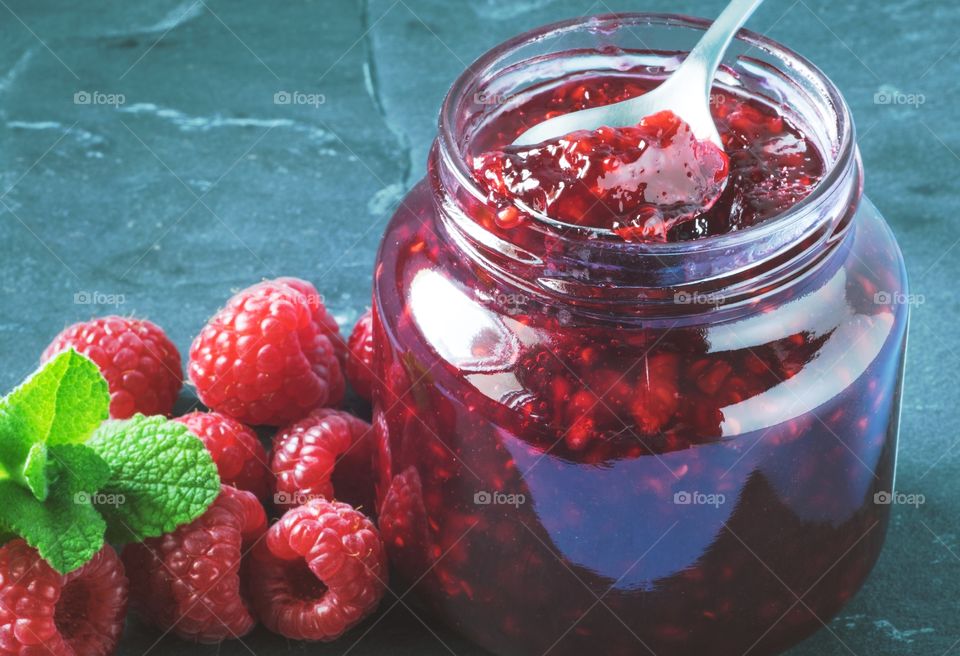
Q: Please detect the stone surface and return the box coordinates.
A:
[0,0,957,654]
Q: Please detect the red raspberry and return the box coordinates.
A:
[174,411,273,501]
[346,309,376,402]
[379,467,433,577]
[122,485,267,643]
[0,540,127,656]
[271,409,375,512]
[188,278,346,426]
[42,316,183,419]
[248,499,386,641]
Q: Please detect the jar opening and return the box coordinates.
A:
[433,13,860,307]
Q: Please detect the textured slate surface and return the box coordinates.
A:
[0,1,957,654]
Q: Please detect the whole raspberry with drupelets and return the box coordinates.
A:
[122,485,267,643]
[346,308,376,402]
[188,277,346,426]
[42,316,183,419]
[271,408,376,512]
[247,498,387,641]
[0,540,128,656]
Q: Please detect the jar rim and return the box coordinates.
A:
[437,12,856,256]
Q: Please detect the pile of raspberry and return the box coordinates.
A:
[2,278,382,653]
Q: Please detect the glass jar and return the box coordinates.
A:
[371,14,908,656]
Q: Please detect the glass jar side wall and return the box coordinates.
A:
[371,181,908,656]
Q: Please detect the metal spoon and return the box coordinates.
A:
[512,0,764,148]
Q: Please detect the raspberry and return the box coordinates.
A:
[174,411,273,501]
[346,309,376,402]
[271,409,375,512]
[42,316,183,419]
[248,498,386,641]
[188,277,346,426]
[122,485,267,643]
[0,540,127,656]
[379,467,433,576]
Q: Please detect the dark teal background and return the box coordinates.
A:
[0,1,956,654]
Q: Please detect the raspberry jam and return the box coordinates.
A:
[371,15,908,656]
[472,109,731,240]
[469,68,825,242]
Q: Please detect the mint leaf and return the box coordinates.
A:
[47,444,112,496]
[22,443,49,500]
[88,415,220,543]
[0,480,105,573]
[0,349,109,499]
[0,349,109,445]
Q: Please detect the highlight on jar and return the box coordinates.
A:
[370,7,909,656]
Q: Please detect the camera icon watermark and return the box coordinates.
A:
[873,490,925,508]
[74,290,126,307]
[673,490,726,508]
[75,491,126,507]
[473,490,526,508]
[873,291,924,306]
[473,91,516,106]
[273,90,326,108]
[74,90,125,107]
[873,89,925,108]
[273,491,325,505]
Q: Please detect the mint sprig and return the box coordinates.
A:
[0,350,221,572]
[0,349,108,500]
[89,415,220,543]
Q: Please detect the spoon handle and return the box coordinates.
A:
[678,0,764,96]
[510,0,765,147]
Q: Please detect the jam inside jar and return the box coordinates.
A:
[371,14,908,656]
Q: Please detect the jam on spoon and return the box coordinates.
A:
[471,110,729,240]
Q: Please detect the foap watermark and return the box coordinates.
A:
[674,290,725,307]
[289,289,324,308]
[75,491,126,507]
[473,91,516,106]
[231,285,323,309]
[474,490,526,508]
[873,291,924,306]
[491,291,529,315]
[873,490,925,508]
[673,490,726,508]
[273,491,325,506]
[74,290,126,307]
[273,90,326,108]
[873,88,925,109]
[74,90,125,107]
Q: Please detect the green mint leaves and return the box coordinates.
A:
[48,443,113,495]
[88,415,220,543]
[0,349,108,500]
[0,479,107,573]
[0,350,220,573]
